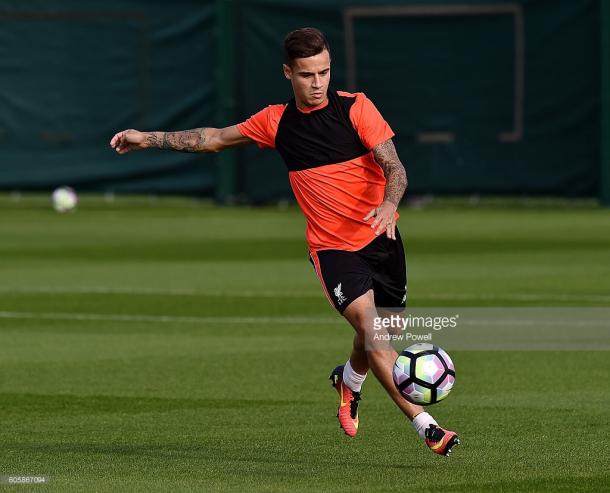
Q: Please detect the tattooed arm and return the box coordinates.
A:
[372,138,408,206]
[110,125,252,155]
[363,138,407,240]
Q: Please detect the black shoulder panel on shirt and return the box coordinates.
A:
[275,90,369,171]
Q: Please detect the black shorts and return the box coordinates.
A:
[309,228,407,314]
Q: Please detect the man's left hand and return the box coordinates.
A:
[363,200,397,240]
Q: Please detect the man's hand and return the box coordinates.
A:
[110,129,149,154]
[363,200,397,240]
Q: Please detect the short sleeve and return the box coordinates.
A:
[237,104,285,149]
[350,93,395,150]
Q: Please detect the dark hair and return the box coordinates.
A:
[284,27,330,65]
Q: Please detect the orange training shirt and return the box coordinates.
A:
[237,90,397,253]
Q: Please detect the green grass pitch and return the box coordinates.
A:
[0,195,609,492]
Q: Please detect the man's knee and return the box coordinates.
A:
[347,311,374,334]
[343,291,378,335]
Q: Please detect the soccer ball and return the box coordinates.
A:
[393,343,455,405]
[52,186,78,213]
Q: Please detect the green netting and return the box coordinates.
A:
[235,0,600,199]
[0,0,602,199]
[0,0,217,194]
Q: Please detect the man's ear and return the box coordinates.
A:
[282,63,292,80]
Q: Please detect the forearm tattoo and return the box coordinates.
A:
[372,139,408,206]
[145,133,162,148]
[150,128,208,153]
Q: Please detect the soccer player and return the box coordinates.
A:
[110,27,459,456]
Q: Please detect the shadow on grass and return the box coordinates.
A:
[3,441,421,471]
[1,392,315,415]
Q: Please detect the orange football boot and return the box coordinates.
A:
[425,424,460,456]
[329,365,361,437]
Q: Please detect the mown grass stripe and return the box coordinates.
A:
[0,311,341,325]
[1,286,610,303]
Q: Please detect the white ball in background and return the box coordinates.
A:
[52,186,78,213]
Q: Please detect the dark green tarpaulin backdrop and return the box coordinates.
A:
[0,0,603,200]
[0,0,217,194]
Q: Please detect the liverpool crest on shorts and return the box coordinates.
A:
[334,282,347,305]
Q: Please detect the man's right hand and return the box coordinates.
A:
[110,129,149,154]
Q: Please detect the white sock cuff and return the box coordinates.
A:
[342,360,367,392]
[411,412,438,440]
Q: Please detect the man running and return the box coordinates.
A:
[110,27,459,456]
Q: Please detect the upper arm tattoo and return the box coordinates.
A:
[372,139,408,206]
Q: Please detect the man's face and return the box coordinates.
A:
[283,49,331,108]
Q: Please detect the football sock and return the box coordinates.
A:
[342,360,367,392]
[412,412,438,440]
